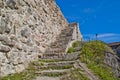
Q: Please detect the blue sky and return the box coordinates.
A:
[56,0,120,43]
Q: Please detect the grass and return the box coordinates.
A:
[1,62,40,80]
[67,47,75,53]
[72,41,80,47]
[39,59,62,62]
[67,41,80,53]
[87,63,118,80]
[1,72,27,80]
[40,64,73,70]
[80,40,119,80]
[41,72,67,77]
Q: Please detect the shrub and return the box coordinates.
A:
[67,47,75,53]
[67,41,80,53]
[72,41,80,47]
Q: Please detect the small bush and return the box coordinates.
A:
[67,41,80,53]
[72,41,80,48]
[67,47,75,53]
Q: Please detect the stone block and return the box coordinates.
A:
[0,45,11,52]
[0,18,10,34]
[6,0,16,9]
[21,28,31,38]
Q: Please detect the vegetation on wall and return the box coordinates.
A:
[67,41,80,53]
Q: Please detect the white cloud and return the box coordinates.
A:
[97,33,117,38]
[83,33,120,43]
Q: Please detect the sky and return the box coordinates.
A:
[56,0,120,43]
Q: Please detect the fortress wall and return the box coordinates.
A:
[0,0,68,76]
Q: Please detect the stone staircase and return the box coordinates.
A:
[33,46,100,80]
[33,23,100,80]
[34,51,81,80]
[42,24,75,59]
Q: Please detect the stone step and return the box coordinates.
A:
[43,53,62,57]
[58,36,71,39]
[50,42,68,47]
[46,47,64,50]
[58,40,69,43]
[40,61,75,70]
[45,49,65,54]
[52,41,68,45]
[46,60,75,64]
[63,30,73,34]
[50,39,69,46]
[59,32,72,37]
[59,34,71,37]
[40,64,73,70]
[42,56,63,59]
[40,69,70,77]
[62,28,73,33]
[42,53,65,59]
[34,76,60,80]
[63,52,81,61]
[74,46,82,52]
[50,44,66,48]
[56,37,72,42]
[39,59,63,63]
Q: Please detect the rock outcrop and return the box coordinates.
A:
[104,52,120,77]
[107,42,120,77]
[108,42,120,57]
[0,0,83,77]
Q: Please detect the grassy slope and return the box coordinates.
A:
[80,40,120,80]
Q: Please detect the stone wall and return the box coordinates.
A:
[0,0,68,76]
[71,23,82,41]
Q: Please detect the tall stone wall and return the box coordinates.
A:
[0,0,68,76]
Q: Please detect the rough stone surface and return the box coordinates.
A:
[43,23,83,59]
[104,52,120,77]
[0,0,69,77]
[34,77,60,80]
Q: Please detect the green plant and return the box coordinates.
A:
[88,63,118,80]
[1,61,42,80]
[39,59,61,62]
[67,41,80,53]
[67,47,75,53]
[72,41,80,47]
[80,40,119,80]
